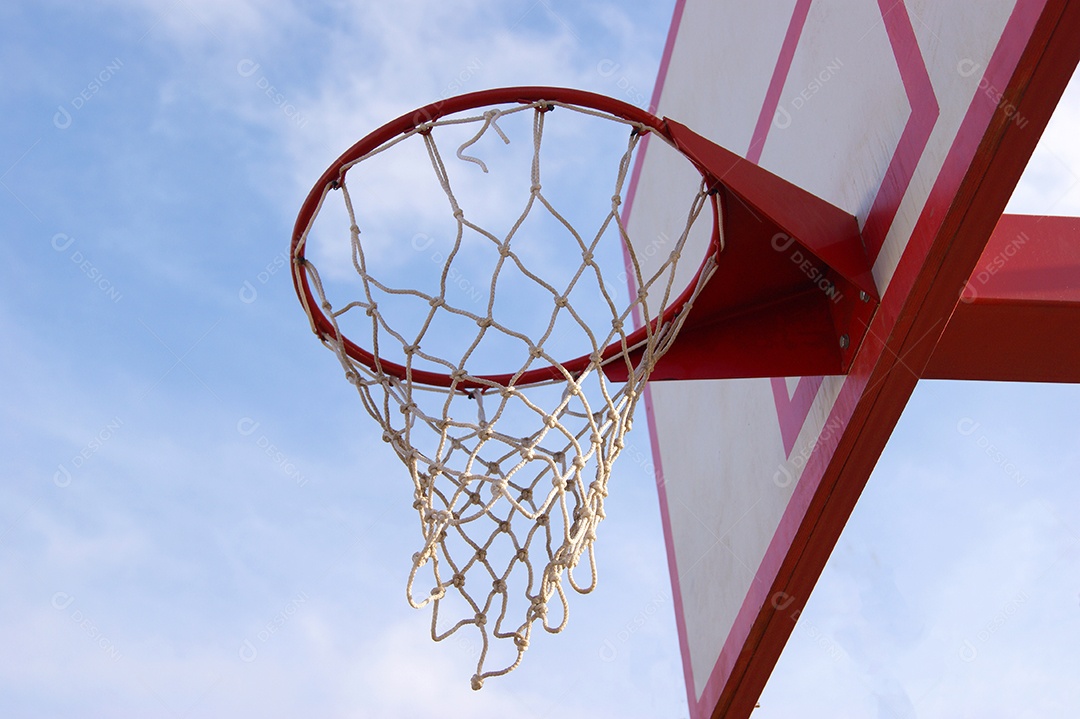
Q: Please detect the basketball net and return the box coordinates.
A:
[294,98,717,688]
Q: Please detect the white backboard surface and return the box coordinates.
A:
[624,1,1069,716]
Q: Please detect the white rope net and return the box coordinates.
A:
[294,98,717,688]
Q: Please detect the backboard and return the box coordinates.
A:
[623,1,1079,717]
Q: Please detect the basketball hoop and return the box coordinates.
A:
[291,87,720,688]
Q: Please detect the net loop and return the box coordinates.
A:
[456,109,510,173]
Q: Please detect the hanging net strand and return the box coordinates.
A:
[293,95,718,690]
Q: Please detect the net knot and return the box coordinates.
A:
[530,596,548,617]
[611,194,622,207]
[450,368,468,383]
[452,573,465,588]
[475,612,487,626]
[475,548,487,561]
[492,579,507,592]
[476,317,493,328]
[471,675,484,691]
[365,302,377,317]
[611,318,624,332]
[553,295,568,308]
[572,455,586,469]
[530,183,542,194]
[403,344,419,356]
[429,297,445,308]
[513,633,529,649]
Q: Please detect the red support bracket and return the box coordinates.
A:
[923,214,1080,382]
[606,121,879,382]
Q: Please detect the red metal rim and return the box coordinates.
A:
[291,86,717,390]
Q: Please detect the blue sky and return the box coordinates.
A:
[2,1,1077,718]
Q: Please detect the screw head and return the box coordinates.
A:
[859,291,870,302]
[839,334,850,350]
